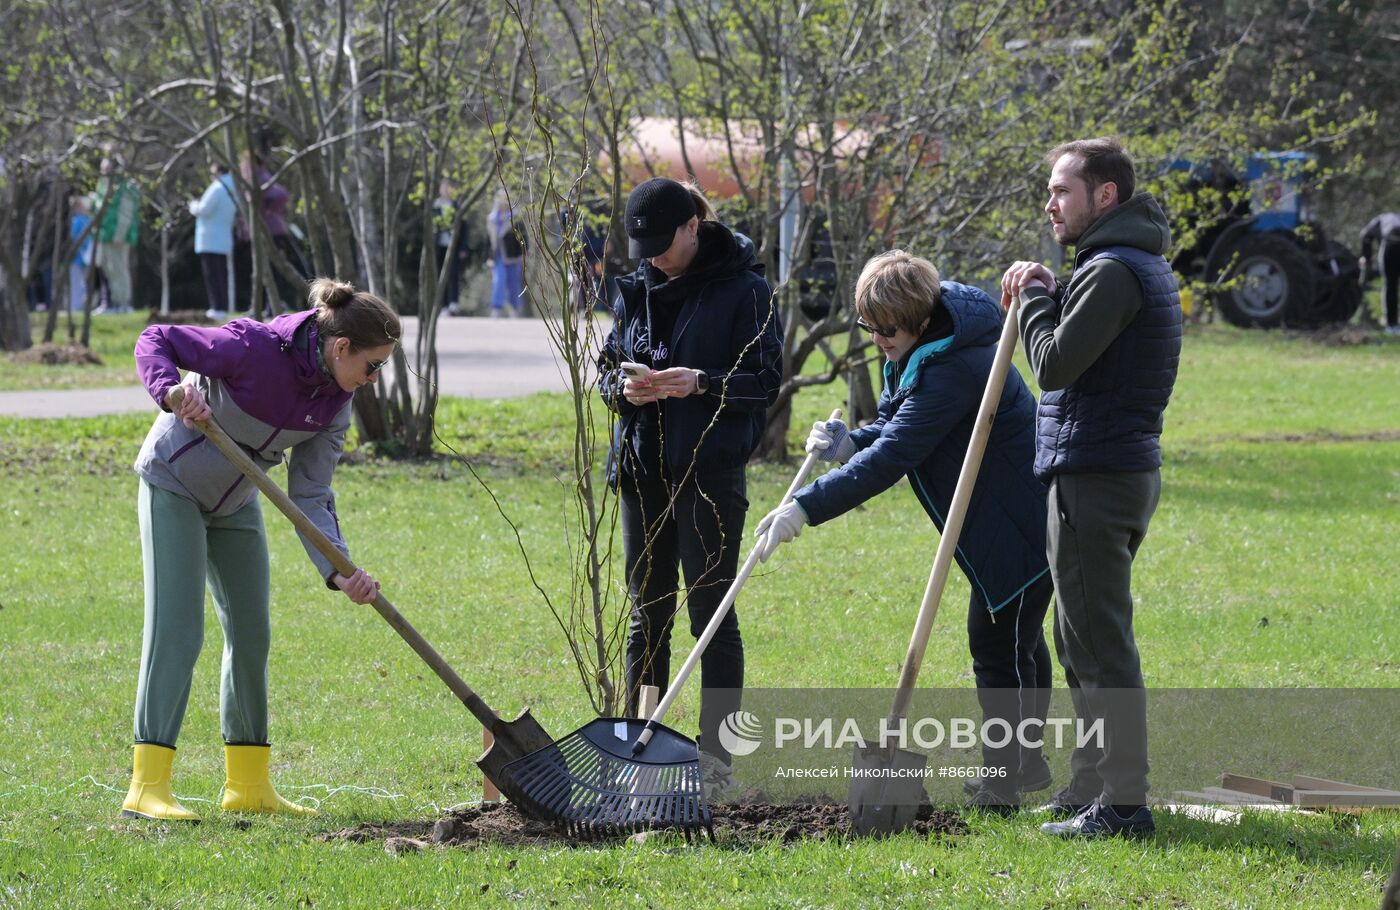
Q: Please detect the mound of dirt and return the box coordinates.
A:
[319,795,965,851]
[1296,325,1380,347]
[708,797,963,843]
[9,343,103,366]
[146,309,221,326]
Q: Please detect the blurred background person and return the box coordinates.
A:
[189,162,238,320]
[91,155,141,313]
[486,191,525,318]
[234,149,298,313]
[1359,211,1400,335]
[433,178,470,316]
[68,195,95,312]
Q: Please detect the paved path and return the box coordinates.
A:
[0,316,604,418]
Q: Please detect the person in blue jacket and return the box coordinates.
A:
[598,177,783,800]
[753,249,1052,812]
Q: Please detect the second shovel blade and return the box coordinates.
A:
[847,743,929,836]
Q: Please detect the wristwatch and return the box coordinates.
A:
[693,369,710,395]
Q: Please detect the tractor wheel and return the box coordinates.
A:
[1207,232,1315,328]
[1314,239,1363,324]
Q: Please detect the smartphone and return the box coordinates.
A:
[620,361,652,381]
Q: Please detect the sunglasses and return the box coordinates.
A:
[365,356,389,376]
[855,317,901,338]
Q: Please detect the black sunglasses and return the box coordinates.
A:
[365,356,389,376]
[855,317,901,338]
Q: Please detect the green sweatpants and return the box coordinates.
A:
[1047,469,1160,806]
[134,481,271,747]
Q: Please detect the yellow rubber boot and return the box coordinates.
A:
[221,745,317,816]
[120,744,202,822]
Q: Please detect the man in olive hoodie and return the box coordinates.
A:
[1002,137,1181,839]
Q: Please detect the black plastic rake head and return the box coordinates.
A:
[500,717,713,839]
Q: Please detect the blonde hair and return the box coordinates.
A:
[309,278,401,351]
[681,181,718,222]
[854,250,942,334]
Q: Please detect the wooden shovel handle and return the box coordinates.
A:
[165,385,503,731]
[888,291,1022,721]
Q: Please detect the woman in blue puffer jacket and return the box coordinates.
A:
[754,250,1053,813]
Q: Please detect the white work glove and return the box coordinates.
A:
[806,418,856,463]
[753,501,807,563]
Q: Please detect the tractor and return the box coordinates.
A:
[1167,152,1362,328]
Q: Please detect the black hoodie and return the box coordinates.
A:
[600,221,783,484]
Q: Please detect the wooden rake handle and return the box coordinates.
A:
[633,407,843,754]
[888,291,1022,722]
[165,385,503,731]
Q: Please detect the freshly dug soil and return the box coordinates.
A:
[1299,325,1378,347]
[9,343,103,366]
[146,309,221,326]
[320,795,965,852]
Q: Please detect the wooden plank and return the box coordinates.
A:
[1290,775,1400,796]
[1201,786,1285,804]
[1173,791,1315,817]
[1174,787,1282,806]
[1292,790,1400,808]
[1221,773,1292,802]
[1174,790,1231,803]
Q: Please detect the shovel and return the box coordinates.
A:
[849,291,1023,836]
[165,386,553,805]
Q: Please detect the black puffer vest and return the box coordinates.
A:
[1035,245,1182,480]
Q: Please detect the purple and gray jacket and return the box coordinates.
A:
[134,310,354,586]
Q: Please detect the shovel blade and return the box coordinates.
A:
[848,744,929,836]
[475,708,554,806]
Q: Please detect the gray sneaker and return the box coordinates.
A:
[698,751,736,802]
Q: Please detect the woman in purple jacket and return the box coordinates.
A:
[120,278,398,822]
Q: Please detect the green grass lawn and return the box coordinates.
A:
[0,312,147,390]
[1,323,1398,908]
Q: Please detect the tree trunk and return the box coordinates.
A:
[751,280,799,461]
[846,361,878,427]
[159,219,171,315]
[756,397,793,464]
[43,178,67,345]
[351,387,390,444]
[0,267,31,353]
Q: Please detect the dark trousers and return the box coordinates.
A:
[1048,470,1160,806]
[434,244,464,308]
[199,253,229,314]
[233,240,252,313]
[26,264,52,311]
[622,467,747,764]
[967,570,1054,792]
[1381,238,1399,328]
